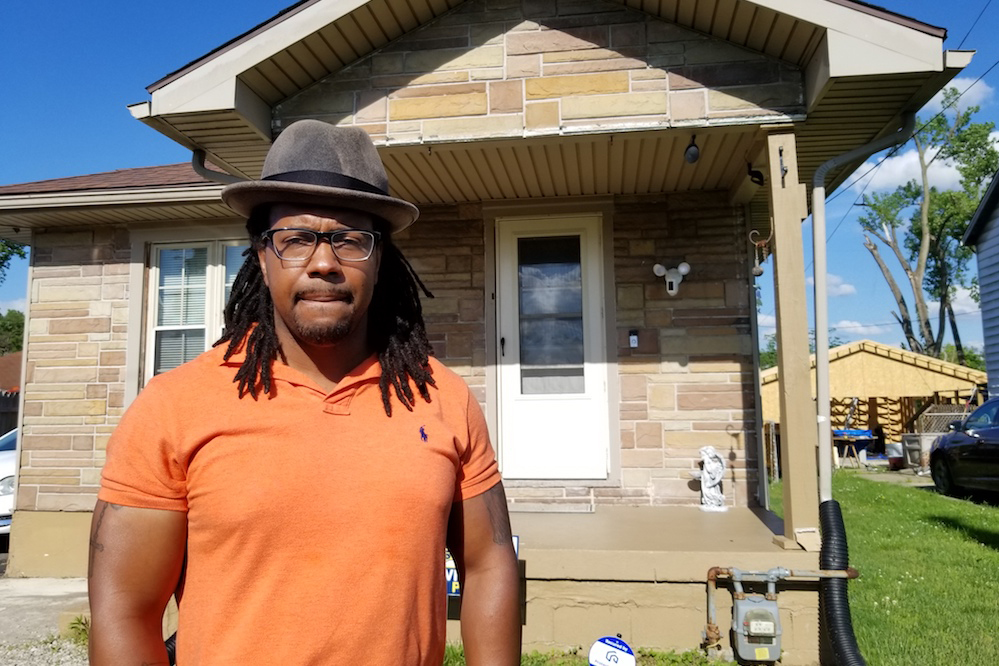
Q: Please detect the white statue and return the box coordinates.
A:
[691,446,727,512]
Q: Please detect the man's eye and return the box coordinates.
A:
[334,235,364,247]
[282,234,314,245]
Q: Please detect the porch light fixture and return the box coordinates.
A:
[653,262,691,296]
[748,162,765,187]
[684,135,700,164]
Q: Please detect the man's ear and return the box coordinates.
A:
[256,246,270,287]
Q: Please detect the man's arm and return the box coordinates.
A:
[447,482,521,665]
[88,500,187,666]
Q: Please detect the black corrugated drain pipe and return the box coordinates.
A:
[819,500,864,665]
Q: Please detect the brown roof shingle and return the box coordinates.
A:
[0,163,218,196]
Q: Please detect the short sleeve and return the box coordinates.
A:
[453,389,501,503]
[99,376,189,512]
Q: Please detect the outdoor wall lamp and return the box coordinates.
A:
[684,135,700,163]
[653,262,691,296]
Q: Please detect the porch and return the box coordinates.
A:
[447,505,821,664]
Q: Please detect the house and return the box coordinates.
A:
[760,339,986,446]
[962,167,999,396]
[0,1,968,661]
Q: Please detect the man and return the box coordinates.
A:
[88,120,521,665]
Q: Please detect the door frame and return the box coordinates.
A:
[482,200,621,486]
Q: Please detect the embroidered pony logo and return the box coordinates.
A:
[419,426,428,442]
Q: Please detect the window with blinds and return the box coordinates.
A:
[148,241,249,380]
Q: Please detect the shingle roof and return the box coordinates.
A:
[0,163,216,196]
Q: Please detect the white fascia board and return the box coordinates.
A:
[150,0,367,114]
[749,0,944,69]
[0,185,225,212]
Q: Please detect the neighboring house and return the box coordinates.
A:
[0,1,968,661]
[760,340,986,443]
[963,167,999,396]
[0,351,21,433]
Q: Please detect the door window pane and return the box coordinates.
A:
[517,236,584,394]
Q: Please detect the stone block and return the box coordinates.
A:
[44,400,107,417]
[619,374,647,401]
[489,80,523,113]
[422,114,523,139]
[562,92,667,119]
[355,91,387,123]
[525,101,559,130]
[37,285,101,302]
[48,318,111,335]
[507,25,609,55]
[635,421,663,449]
[621,448,663,468]
[525,72,629,99]
[708,83,803,112]
[677,390,752,410]
[390,93,487,121]
[34,367,98,383]
[506,54,541,78]
[616,284,644,310]
[648,384,675,410]
[404,45,503,73]
[544,58,647,76]
[669,90,706,121]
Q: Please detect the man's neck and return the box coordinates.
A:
[275,324,373,393]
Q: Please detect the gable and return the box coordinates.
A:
[276,0,803,142]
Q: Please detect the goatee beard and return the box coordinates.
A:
[292,316,354,345]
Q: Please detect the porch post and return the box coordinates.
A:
[765,129,821,551]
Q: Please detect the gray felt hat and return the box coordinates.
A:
[222,120,419,232]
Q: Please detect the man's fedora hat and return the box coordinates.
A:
[222,120,419,232]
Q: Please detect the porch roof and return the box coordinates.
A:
[130,0,965,207]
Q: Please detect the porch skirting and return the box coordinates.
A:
[448,505,821,665]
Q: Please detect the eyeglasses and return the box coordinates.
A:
[261,227,381,262]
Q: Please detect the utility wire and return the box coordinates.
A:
[957,0,993,49]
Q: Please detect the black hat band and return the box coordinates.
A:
[263,170,387,196]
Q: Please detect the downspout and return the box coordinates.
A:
[191,149,244,185]
[811,112,916,666]
[812,112,915,502]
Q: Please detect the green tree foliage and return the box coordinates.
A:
[939,343,986,372]
[858,87,998,360]
[0,240,26,285]
[0,309,25,355]
[758,330,846,370]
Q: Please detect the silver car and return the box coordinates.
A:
[0,428,15,535]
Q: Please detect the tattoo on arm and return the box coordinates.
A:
[88,502,123,575]
[482,483,513,546]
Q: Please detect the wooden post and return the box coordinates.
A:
[766,129,820,551]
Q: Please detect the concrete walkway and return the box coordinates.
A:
[0,577,88,644]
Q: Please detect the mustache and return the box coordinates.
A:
[294,288,354,303]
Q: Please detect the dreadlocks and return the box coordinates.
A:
[215,206,436,416]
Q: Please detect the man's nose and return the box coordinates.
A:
[306,237,343,275]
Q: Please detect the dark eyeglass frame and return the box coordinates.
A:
[261,227,382,262]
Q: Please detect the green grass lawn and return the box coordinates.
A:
[772,471,999,665]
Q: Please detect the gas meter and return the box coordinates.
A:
[732,595,781,662]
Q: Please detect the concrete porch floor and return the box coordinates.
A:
[510,505,818,582]
[445,505,823,664]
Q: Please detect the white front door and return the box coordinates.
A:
[496,214,609,479]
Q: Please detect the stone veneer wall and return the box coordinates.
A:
[16,227,130,514]
[275,0,803,140]
[397,193,755,509]
[613,193,756,507]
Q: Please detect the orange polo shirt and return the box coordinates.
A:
[99,343,501,665]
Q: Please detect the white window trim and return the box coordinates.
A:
[126,223,247,408]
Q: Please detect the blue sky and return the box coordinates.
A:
[1,0,997,353]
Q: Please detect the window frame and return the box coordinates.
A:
[126,224,249,407]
